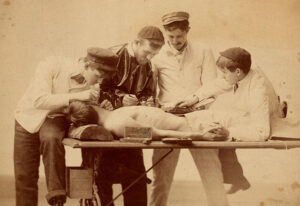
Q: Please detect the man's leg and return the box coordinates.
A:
[219,149,250,193]
[14,120,40,206]
[190,149,229,206]
[96,149,147,206]
[39,117,69,205]
[95,149,116,206]
[97,180,114,206]
[121,151,147,206]
[149,149,180,206]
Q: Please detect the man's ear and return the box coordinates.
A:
[134,39,141,46]
[62,106,70,115]
[236,68,241,77]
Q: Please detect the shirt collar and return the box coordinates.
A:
[236,69,253,88]
[70,60,86,84]
[126,41,135,57]
[70,59,85,77]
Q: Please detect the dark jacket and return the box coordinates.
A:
[111,43,155,106]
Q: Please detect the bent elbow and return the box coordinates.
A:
[33,98,46,110]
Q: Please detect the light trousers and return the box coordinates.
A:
[150,148,229,206]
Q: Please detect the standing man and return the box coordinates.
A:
[92,25,165,206]
[109,25,165,107]
[14,48,117,206]
[150,11,230,206]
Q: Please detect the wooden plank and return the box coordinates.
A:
[63,138,300,149]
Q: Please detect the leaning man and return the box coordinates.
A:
[14,48,115,206]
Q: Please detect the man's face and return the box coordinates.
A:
[84,67,109,85]
[165,28,188,51]
[135,39,161,65]
[220,67,240,86]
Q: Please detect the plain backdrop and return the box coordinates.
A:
[0,0,300,198]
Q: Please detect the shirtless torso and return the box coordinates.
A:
[105,106,188,131]
[68,101,228,141]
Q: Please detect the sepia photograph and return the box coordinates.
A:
[0,0,300,205]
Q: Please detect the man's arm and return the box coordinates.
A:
[32,57,98,111]
[177,48,230,107]
[31,57,71,110]
[193,48,231,101]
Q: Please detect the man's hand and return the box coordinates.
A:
[140,96,155,107]
[176,94,199,108]
[122,94,139,106]
[71,87,99,102]
[202,125,229,141]
[99,99,114,111]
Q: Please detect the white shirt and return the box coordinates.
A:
[189,67,280,141]
[15,56,88,133]
[227,68,280,141]
[151,41,217,105]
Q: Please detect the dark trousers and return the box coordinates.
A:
[14,117,69,206]
[82,149,147,206]
[219,149,248,185]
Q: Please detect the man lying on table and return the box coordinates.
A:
[66,100,229,141]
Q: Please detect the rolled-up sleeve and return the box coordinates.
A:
[31,57,71,110]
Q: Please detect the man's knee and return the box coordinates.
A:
[39,117,68,145]
[39,130,65,146]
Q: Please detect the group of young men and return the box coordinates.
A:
[14,11,282,206]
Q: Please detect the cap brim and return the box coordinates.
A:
[162,17,188,25]
[91,62,116,72]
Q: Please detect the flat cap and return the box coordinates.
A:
[220,47,251,71]
[161,11,189,25]
[137,26,165,46]
[86,47,118,72]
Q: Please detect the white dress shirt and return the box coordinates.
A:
[187,67,280,141]
[151,41,217,105]
[226,67,280,141]
[15,56,88,133]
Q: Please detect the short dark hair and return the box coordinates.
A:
[163,20,190,32]
[216,56,250,74]
[66,101,98,127]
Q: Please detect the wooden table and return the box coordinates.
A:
[63,138,300,206]
[63,138,300,150]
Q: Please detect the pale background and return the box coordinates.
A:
[0,0,300,205]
